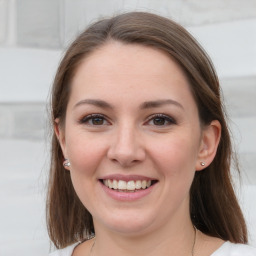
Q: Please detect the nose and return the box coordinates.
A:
[107,124,146,167]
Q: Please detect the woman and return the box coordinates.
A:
[47,12,256,256]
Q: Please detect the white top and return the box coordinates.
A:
[49,241,256,256]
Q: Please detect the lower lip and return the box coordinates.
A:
[99,181,156,201]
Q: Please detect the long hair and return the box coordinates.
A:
[47,11,247,248]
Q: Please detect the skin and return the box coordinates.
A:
[56,41,223,256]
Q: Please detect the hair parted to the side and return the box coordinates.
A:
[47,11,247,249]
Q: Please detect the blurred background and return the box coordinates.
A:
[0,0,255,255]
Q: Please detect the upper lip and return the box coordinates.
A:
[99,174,157,182]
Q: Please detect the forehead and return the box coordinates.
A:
[69,41,196,112]
[73,42,188,86]
[79,41,185,75]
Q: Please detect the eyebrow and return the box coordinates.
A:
[140,99,184,110]
[73,99,113,110]
[73,98,184,110]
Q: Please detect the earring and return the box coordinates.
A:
[63,159,71,168]
[200,162,205,166]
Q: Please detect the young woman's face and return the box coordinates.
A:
[58,42,206,236]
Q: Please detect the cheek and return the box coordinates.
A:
[148,135,198,216]
[150,134,199,177]
[65,135,107,211]
[65,132,106,177]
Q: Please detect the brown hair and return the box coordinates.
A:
[47,11,247,248]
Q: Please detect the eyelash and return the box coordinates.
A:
[79,113,176,127]
[79,114,109,126]
[146,114,176,126]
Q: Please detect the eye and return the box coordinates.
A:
[79,114,110,126]
[146,114,176,126]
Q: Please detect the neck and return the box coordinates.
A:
[92,219,196,256]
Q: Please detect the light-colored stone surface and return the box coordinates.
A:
[230,116,256,185]
[220,77,256,185]
[188,19,256,78]
[221,76,256,117]
[62,1,256,48]
[0,47,62,102]
[237,185,256,245]
[17,0,61,48]
[168,0,256,26]
[1,0,256,48]
[0,0,8,43]
[83,0,256,26]
[0,103,47,140]
[240,153,256,185]
[0,139,49,256]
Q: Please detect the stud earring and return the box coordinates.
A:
[63,159,71,168]
[200,162,205,166]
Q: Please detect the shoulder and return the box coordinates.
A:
[212,241,256,256]
[49,242,80,256]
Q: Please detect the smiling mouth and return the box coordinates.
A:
[100,179,158,192]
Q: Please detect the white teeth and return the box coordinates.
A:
[113,180,118,189]
[103,179,153,191]
[127,181,136,190]
[108,180,113,189]
[135,180,142,189]
[141,180,147,189]
[118,180,126,190]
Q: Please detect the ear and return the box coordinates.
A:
[196,120,221,171]
[54,118,69,169]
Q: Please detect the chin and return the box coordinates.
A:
[95,211,156,236]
